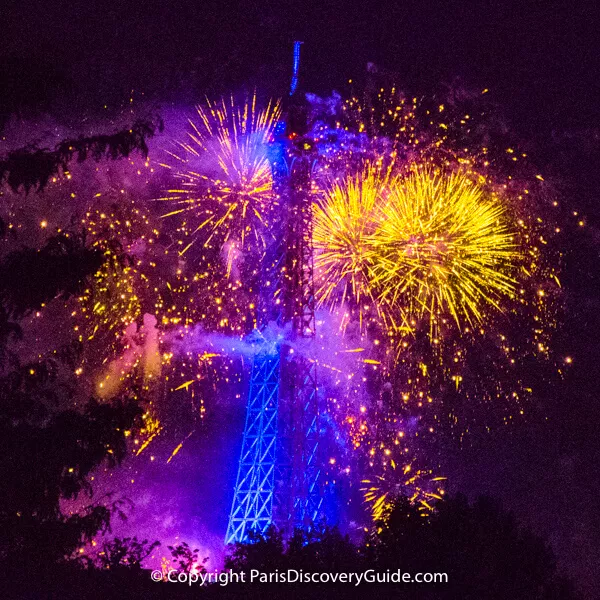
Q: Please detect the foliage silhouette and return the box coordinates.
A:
[94,537,161,572]
[0,232,104,319]
[168,541,208,575]
[220,495,580,600]
[0,118,162,192]
[225,525,286,573]
[0,399,142,571]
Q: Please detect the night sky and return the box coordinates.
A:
[2,0,600,130]
[2,0,600,595]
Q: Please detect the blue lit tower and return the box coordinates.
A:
[226,42,323,543]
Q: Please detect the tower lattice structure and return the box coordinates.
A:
[276,151,322,534]
[226,62,323,542]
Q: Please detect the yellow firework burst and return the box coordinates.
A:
[313,166,388,326]
[77,251,141,341]
[160,95,282,257]
[361,458,446,522]
[369,167,522,333]
[74,202,152,347]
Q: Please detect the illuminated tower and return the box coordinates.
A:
[226,42,323,544]
[225,342,281,542]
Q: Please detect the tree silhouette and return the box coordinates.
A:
[0,232,104,320]
[0,118,161,193]
[168,542,208,575]
[0,116,160,596]
[225,525,286,573]
[95,537,161,572]
[0,399,142,572]
[287,526,361,572]
[222,497,579,600]
[371,494,579,600]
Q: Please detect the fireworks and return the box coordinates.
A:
[77,251,142,345]
[309,87,561,522]
[314,164,524,337]
[159,95,282,264]
[361,459,446,522]
[73,198,159,344]
[313,166,387,327]
[122,89,559,529]
[370,166,522,334]
[4,85,562,533]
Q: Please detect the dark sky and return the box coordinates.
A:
[2,0,600,133]
[2,0,600,595]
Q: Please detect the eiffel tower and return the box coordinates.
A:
[225,42,324,543]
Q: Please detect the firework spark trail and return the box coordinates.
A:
[361,458,447,522]
[306,87,563,520]
[370,166,522,335]
[73,195,254,461]
[313,166,387,330]
[40,89,561,527]
[314,163,523,337]
[158,95,282,265]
